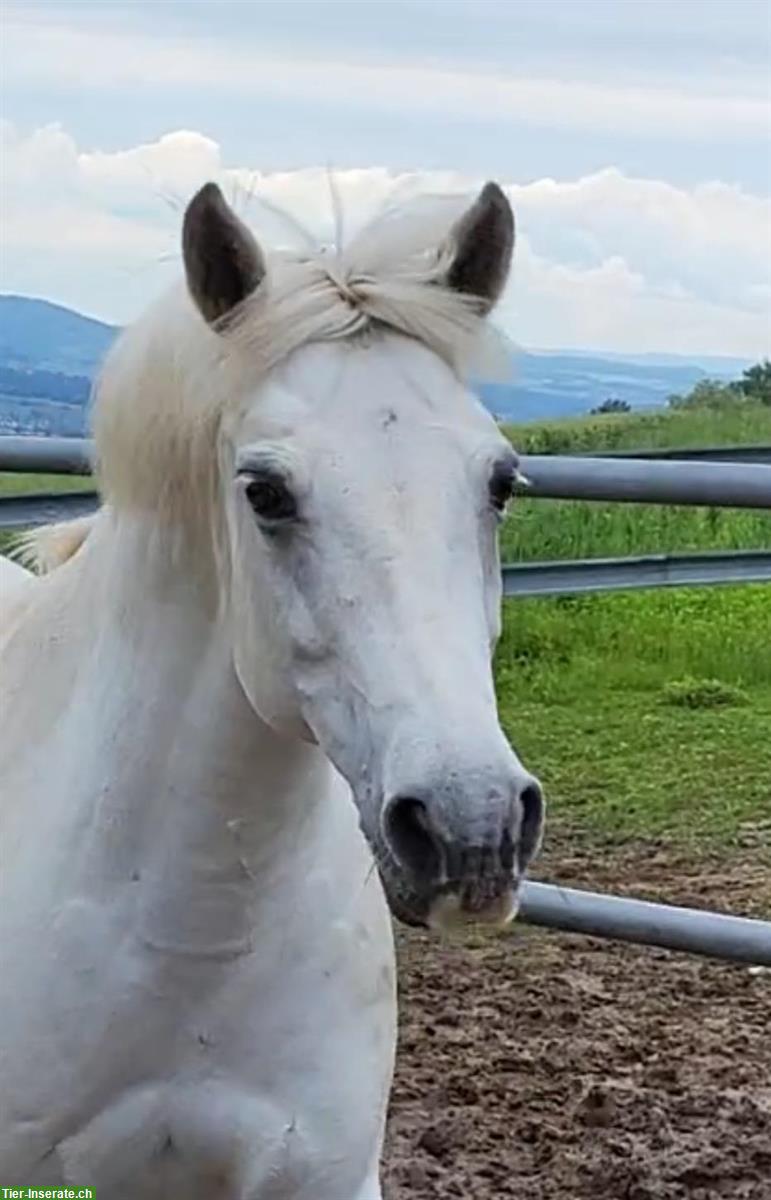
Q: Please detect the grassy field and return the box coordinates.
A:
[501,401,771,562]
[0,472,93,555]
[497,401,771,851]
[2,400,769,856]
[505,398,771,455]
[0,472,93,495]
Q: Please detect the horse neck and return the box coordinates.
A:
[14,511,335,951]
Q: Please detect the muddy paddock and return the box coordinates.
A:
[383,838,771,1200]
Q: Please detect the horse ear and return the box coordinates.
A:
[446,182,514,313]
[182,182,266,325]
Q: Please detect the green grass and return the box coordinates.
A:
[492,402,771,852]
[2,401,770,854]
[503,399,771,456]
[498,586,771,691]
[500,402,771,562]
[661,677,749,709]
[0,472,93,495]
[501,498,770,561]
[494,589,771,846]
[0,473,94,554]
[497,675,771,847]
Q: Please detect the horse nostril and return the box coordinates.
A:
[383,796,443,882]
[518,780,545,869]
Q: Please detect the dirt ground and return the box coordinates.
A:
[383,833,771,1200]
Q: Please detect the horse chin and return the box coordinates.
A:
[426,886,520,934]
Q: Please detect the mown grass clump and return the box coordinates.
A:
[661,677,749,709]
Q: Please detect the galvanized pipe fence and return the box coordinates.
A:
[2,437,771,596]
[519,882,771,967]
[2,434,770,965]
[596,444,771,464]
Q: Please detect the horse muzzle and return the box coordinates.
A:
[376,768,545,930]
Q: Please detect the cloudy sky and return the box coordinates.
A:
[1,0,769,357]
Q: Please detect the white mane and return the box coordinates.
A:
[93,191,504,527]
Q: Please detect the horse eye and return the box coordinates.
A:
[489,461,517,514]
[244,477,297,523]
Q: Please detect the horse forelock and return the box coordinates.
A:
[91,192,506,540]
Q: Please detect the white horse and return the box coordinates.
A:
[0,180,544,1198]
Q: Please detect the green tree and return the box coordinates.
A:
[667,378,741,411]
[591,397,631,414]
[738,360,771,406]
[668,361,771,412]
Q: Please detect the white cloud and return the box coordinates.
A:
[1,124,768,358]
[2,15,768,143]
[508,169,770,315]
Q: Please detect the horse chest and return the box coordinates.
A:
[43,1070,381,1199]
[1,880,395,1199]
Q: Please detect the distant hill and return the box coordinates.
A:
[476,351,741,424]
[0,295,117,375]
[526,347,751,374]
[0,293,750,436]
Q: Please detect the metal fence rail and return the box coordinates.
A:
[2,437,770,600]
[502,550,771,597]
[596,444,771,464]
[3,493,767,596]
[0,491,98,530]
[522,453,771,508]
[3,436,771,506]
[519,882,771,966]
[5,435,769,470]
[0,435,93,475]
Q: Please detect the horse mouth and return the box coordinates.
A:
[427,884,520,932]
[361,806,530,932]
[377,863,521,932]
